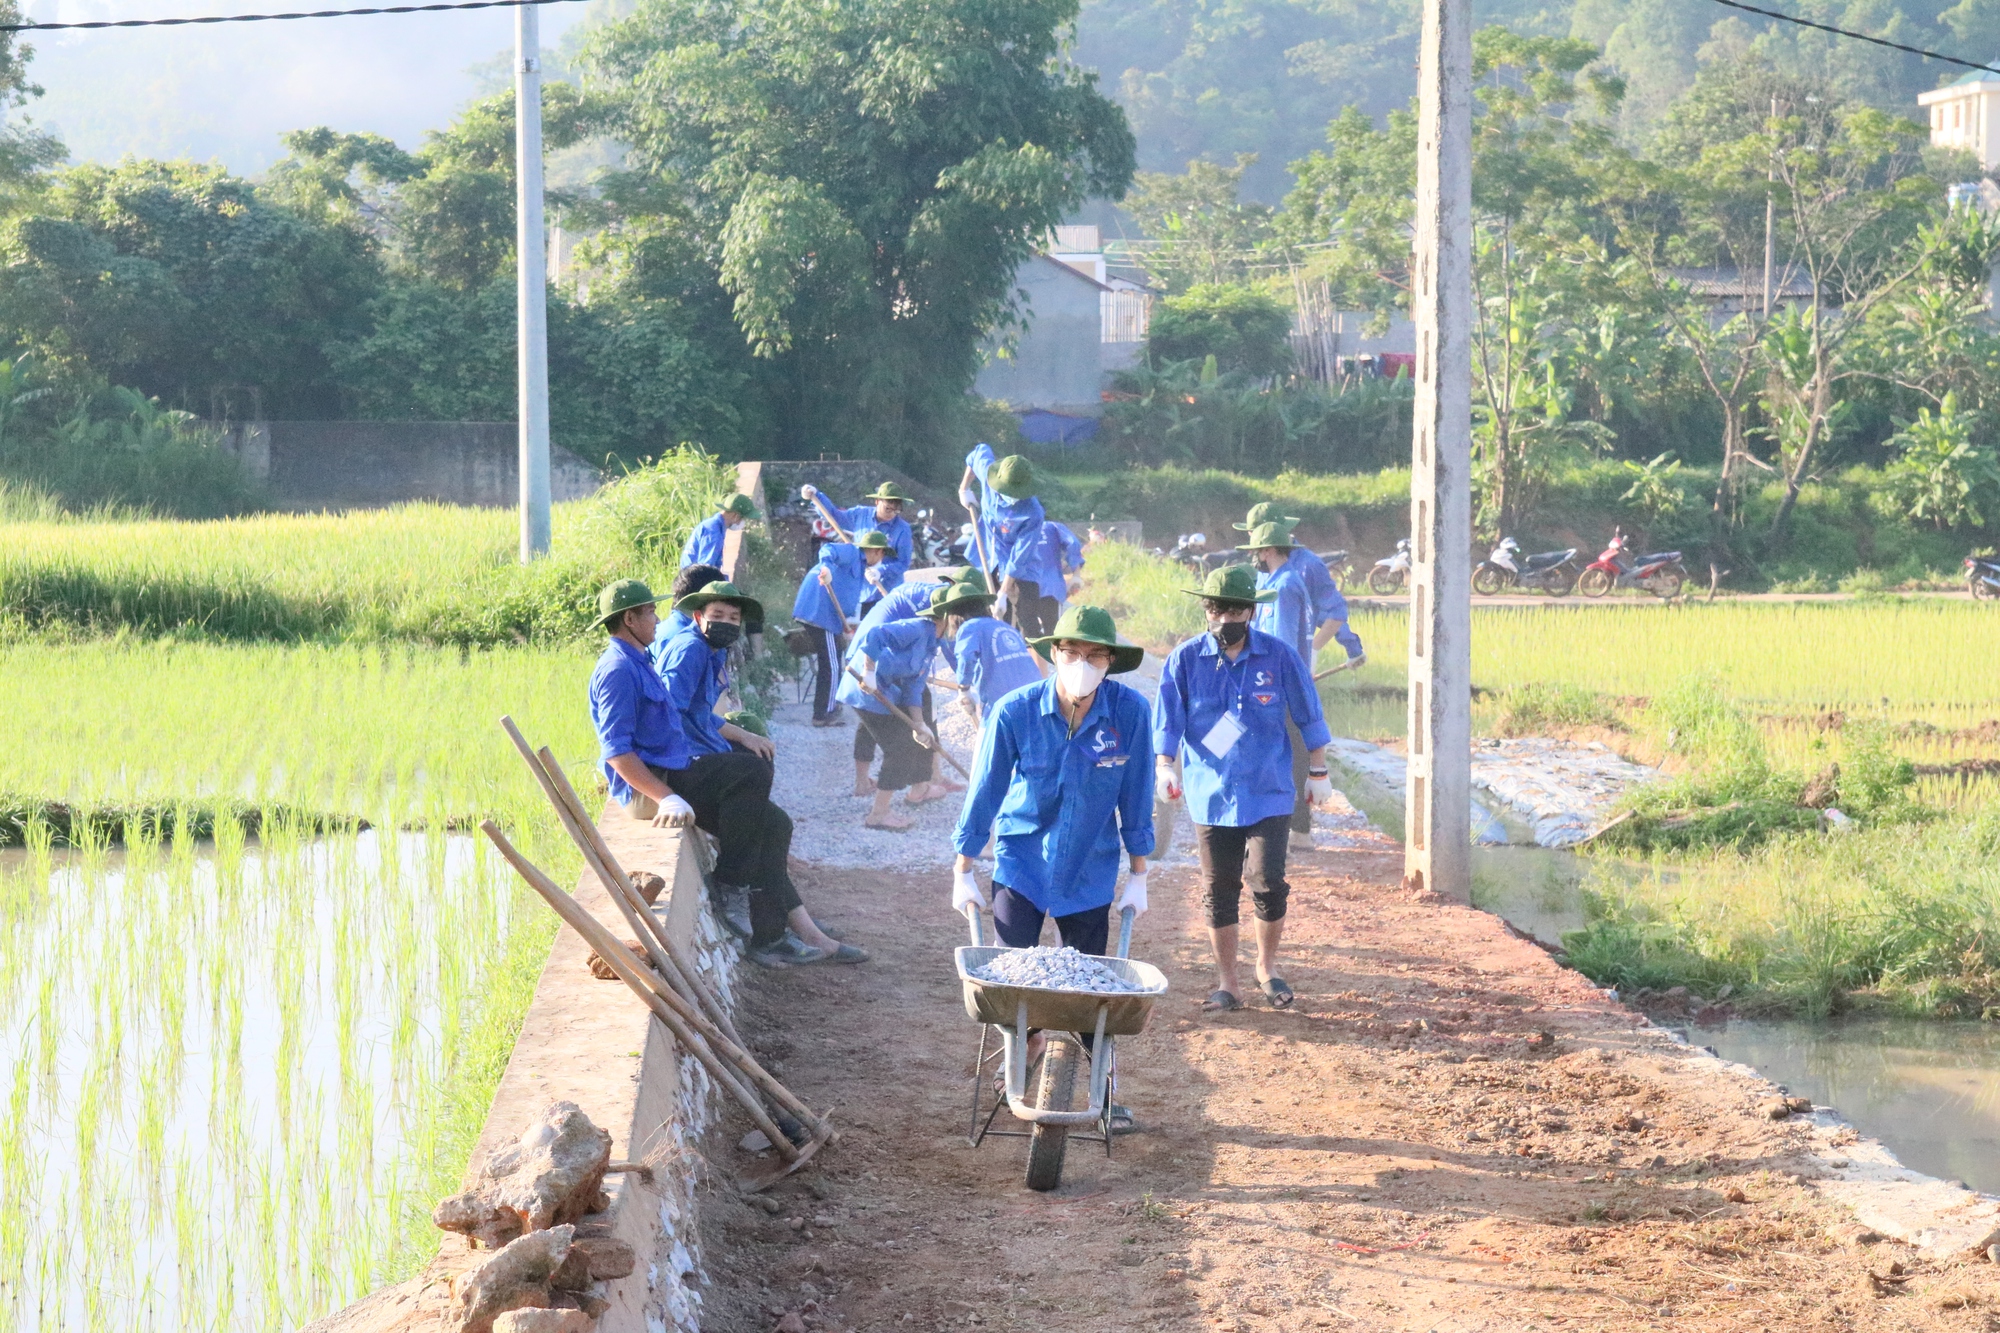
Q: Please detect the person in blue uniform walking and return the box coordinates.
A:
[681,493,758,569]
[959,444,1056,637]
[938,577,1042,727]
[1233,503,1366,665]
[1243,521,1327,852]
[789,534,882,726]
[951,603,1153,956]
[800,481,915,599]
[1154,565,1334,1012]
[837,583,952,829]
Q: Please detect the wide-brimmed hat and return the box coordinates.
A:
[597,578,657,628]
[1029,604,1144,674]
[1231,501,1300,532]
[1236,521,1298,552]
[1185,564,1276,606]
[988,454,1035,497]
[919,578,995,619]
[724,708,768,738]
[674,579,765,621]
[863,481,911,503]
[855,530,893,551]
[717,493,759,518]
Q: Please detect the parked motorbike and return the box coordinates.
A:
[912,508,955,567]
[1316,549,1353,591]
[1577,530,1686,600]
[1967,552,2000,601]
[1367,538,1412,594]
[1474,537,1579,597]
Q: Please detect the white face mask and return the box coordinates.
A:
[996,492,1019,506]
[1055,656,1108,699]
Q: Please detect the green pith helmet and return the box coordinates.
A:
[674,579,766,622]
[1185,563,1277,606]
[1232,501,1301,532]
[724,709,768,738]
[863,481,911,503]
[920,578,995,619]
[1236,520,1298,552]
[718,493,759,518]
[1029,604,1145,674]
[988,454,1035,498]
[597,578,657,628]
[855,530,893,551]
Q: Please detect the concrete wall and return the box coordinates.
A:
[975,256,1121,415]
[216,420,603,512]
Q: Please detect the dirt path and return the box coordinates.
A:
[693,843,1997,1333]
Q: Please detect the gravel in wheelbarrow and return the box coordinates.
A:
[955,944,1169,1036]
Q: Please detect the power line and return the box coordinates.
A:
[0,0,587,33]
[1703,0,1994,73]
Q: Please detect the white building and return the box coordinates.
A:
[1920,71,2000,171]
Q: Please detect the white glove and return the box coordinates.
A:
[952,865,987,911]
[653,794,696,828]
[1116,872,1148,918]
[1155,766,1181,804]
[800,483,818,501]
[959,486,978,509]
[866,566,883,586]
[1307,773,1335,808]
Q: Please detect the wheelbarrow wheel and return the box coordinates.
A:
[1024,1038,1080,1191]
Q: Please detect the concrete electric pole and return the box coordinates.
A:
[1404,0,1473,902]
[515,2,552,561]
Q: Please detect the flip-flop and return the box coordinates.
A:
[863,817,913,832]
[903,785,946,806]
[1260,976,1296,1009]
[1201,990,1242,1013]
[799,942,869,965]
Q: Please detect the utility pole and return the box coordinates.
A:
[1404,0,1473,903]
[1762,95,1776,319]
[515,1,552,561]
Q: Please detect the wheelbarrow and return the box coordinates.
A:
[956,904,1169,1191]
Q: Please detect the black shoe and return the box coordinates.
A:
[710,883,753,940]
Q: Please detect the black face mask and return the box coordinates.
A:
[1210,620,1249,648]
[702,621,743,650]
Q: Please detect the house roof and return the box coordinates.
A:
[1665,265,1816,300]
[1037,253,1116,292]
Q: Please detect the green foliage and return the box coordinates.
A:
[1145,283,1292,377]
[1087,462,1410,538]
[1102,362,1411,473]
[1122,157,1272,292]
[1494,682,1619,735]
[1882,392,2000,531]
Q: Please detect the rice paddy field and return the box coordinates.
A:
[0,639,601,1329]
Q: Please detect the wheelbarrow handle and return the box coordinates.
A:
[1116,904,1135,960]
[964,901,985,947]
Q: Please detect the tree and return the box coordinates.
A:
[584,0,1135,472]
[1123,156,1271,291]
[1146,282,1291,375]
[1272,104,1418,317]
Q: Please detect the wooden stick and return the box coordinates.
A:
[538,748,753,1056]
[926,676,963,692]
[805,490,852,543]
[965,500,998,595]
[1314,656,1365,682]
[845,666,971,779]
[479,820,802,1163]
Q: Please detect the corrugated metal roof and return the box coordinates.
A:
[1665,265,1816,299]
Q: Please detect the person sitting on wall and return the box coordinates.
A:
[681,493,758,570]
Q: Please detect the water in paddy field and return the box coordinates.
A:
[1471,845,2000,1198]
[0,829,532,1331]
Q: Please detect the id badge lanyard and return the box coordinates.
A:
[1196,652,1257,760]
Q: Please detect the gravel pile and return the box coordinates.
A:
[970,946,1146,992]
[768,698,975,872]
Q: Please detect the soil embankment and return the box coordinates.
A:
[697,841,1998,1331]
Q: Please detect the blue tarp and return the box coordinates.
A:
[1014,409,1099,447]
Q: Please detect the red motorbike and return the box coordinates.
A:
[1577,530,1686,600]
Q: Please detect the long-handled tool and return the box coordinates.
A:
[845,665,971,779]
[1314,656,1366,682]
[803,487,852,543]
[964,499,999,596]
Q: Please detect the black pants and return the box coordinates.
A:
[1194,814,1292,928]
[656,754,802,946]
[855,688,934,765]
[1287,715,1311,834]
[991,883,1110,955]
[803,625,840,720]
[857,709,931,791]
[1007,581,1059,639]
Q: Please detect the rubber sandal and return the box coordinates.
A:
[863,816,913,832]
[800,942,869,965]
[1260,976,1296,1009]
[904,785,946,806]
[1201,990,1242,1013]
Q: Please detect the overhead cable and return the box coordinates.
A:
[1703,0,1993,73]
[0,0,587,33]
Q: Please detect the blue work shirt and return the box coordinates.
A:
[680,512,733,569]
[651,621,731,758]
[1255,564,1316,668]
[953,676,1155,916]
[1154,629,1333,827]
[836,617,938,713]
[1286,546,1346,627]
[815,496,914,587]
[589,637,689,803]
[951,615,1042,715]
[790,542,866,634]
[1041,521,1085,610]
[966,443,1049,587]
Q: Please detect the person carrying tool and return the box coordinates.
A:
[681,493,759,569]
[843,570,974,796]
[960,444,1059,637]
[1233,502,1365,666]
[836,583,956,829]
[787,531,887,726]
[951,604,1153,958]
[632,577,863,968]
[800,481,915,595]
[1241,520,1330,854]
[939,576,1041,727]
[1154,565,1334,1012]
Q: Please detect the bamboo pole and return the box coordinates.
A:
[479,819,802,1162]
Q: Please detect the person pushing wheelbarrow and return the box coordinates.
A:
[951,604,1154,1132]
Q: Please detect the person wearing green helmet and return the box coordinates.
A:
[1233,503,1365,667]
[682,493,759,570]
[587,578,695,827]
[1241,520,1324,853]
[960,443,1060,638]
[799,479,915,592]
